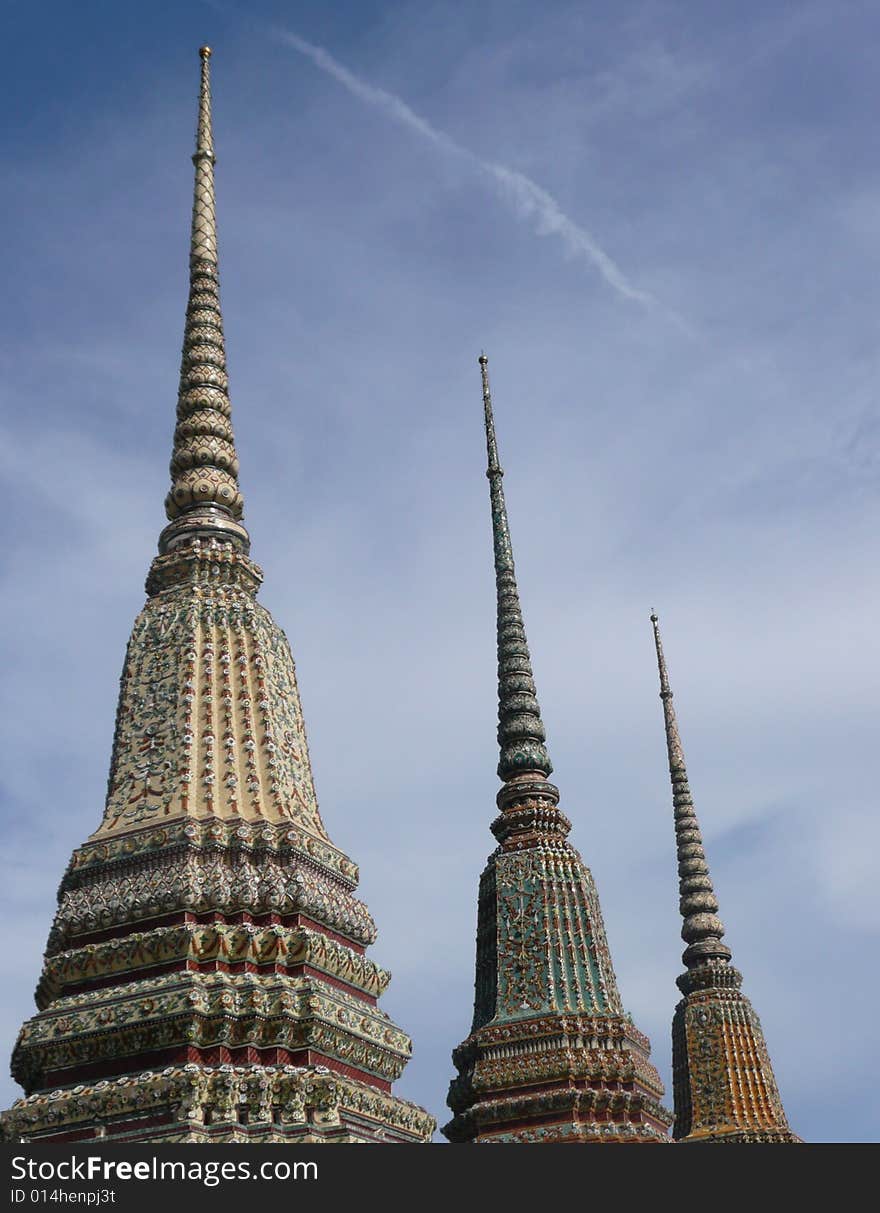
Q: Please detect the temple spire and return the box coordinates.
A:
[160,46,248,555]
[479,354,552,782]
[650,612,730,969]
[649,613,799,1142]
[444,361,671,1142]
[0,46,434,1145]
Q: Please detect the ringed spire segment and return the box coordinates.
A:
[650,612,731,969]
[480,354,552,782]
[161,46,248,553]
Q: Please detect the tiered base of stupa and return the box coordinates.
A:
[1,820,434,1144]
[3,1065,430,1144]
[445,1012,671,1143]
[443,781,672,1143]
[671,960,800,1144]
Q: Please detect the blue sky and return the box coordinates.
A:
[1,0,878,1142]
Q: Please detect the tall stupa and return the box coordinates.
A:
[649,614,800,1143]
[443,357,672,1143]
[0,48,434,1145]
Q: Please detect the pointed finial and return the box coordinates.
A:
[479,355,552,783]
[650,613,731,969]
[479,352,502,477]
[191,44,217,255]
[159,47,248,554]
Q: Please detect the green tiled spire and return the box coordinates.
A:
[479,354,552,781]
[443,358,671,1144]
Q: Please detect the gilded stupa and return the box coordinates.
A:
[443,358,672,1143]
[0,48,434,1145]
[650,613,800,1143]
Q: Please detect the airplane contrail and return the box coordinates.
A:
[271,27,658,309]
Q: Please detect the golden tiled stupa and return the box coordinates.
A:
[0,48,434,1145]
[649,614,800,1143]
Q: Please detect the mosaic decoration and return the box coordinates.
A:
[0,47,433,1146]
[650,614,800,1143]
[4,1067,432,1144]
[444,358,672,1144]
[98,542,326,837]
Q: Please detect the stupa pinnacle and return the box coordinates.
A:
[161,46,248,555]
[443,357,672,1143]
[0,48,434,1145]
[650,612,799,1143]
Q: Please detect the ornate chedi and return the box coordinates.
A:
[649,613,800,1143]
[1,48,434,1145]
[443,357,672,1144]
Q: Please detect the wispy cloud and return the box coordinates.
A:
[270,27,658,309]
